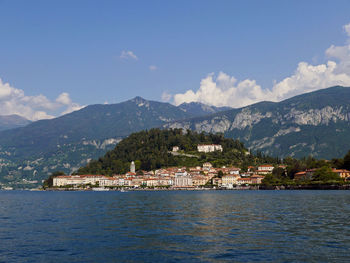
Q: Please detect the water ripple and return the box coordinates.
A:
[0,190,349,262]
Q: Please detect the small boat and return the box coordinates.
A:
[120,189,128,192]
[92,187,110,191]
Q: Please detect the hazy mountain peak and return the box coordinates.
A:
[0,114,31,131]
[178,101,232,117]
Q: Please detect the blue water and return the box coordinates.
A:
[0,190,349,262]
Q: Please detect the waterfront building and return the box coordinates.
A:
[212,177,222,186]
[53,175,83,186]
[222,174,239,187]
[237,177,252,185]
[250,174,265,184]
[146,178,159,187]
[192,176,208,186]
[53,175,105,187]
[99,177,117,187]
[174,175,193,187]
[294,171,307,180]
[332,169,350,179]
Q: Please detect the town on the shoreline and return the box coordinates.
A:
[53,161,268,189]
[47,143,350,190]
[50,162,350,190]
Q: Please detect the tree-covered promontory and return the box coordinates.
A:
[77,128,279,175]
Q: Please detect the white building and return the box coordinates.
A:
[228,168,241,175]
[222,174,239,187]
[257,164,274,175]
[175,170,188,177]
[197,144,223,153]
[202,162,213,170]
[53,175,105,187]
[174,176,193,187]
[172,146,180,152]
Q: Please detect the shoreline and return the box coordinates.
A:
[42,184,350,191]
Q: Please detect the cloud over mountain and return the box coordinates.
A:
[172,23,350,107]
[0,79,84,121]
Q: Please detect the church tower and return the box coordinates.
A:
[130,161,136,173]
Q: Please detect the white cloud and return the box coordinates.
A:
[120,50,138,60]
[0,79,84,121]
[56,92,71,105]
[344,23,350,37]
[161,91,172,102]
[172,23,350,108]
[149,65,157,71]
[173,72,270,107]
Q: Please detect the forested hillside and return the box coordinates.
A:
[77,129,279,175]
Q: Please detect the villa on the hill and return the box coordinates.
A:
[197,144,223,153]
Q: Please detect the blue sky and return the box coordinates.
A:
[1,0,350,120]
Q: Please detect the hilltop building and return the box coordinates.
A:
[172,146,180,152]
[256,164,274,175]
[197,144,223,153]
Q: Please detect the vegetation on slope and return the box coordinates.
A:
[77,128,280,175]
[261,150,350,186]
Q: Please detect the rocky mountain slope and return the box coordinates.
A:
[165,86,350,159]
[0,115,31,131]
[178,102,231,117]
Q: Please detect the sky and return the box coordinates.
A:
[1,0,350,120]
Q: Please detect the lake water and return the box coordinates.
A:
[0,190,349,262]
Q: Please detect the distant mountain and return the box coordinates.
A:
[165,86,350,160]
[178,102,231,117]
[0,97,209,185]
[0,114,31,131]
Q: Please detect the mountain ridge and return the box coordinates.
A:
[0,96,229,186]
[0,114,31,131]
[1,86,349,186]
[165,86,350,159]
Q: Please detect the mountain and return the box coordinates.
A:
[2,87,350,187]
[178,102,231,117]
[0,115,31,131]
[165,86,350,159]
[0,97,211,186]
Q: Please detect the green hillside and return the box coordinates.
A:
[77,129,277,175]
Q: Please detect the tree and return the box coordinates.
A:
[134,160,142,171]
[312,166,341,182]
[262,174,281,186]
[342,150,350,170]
[272,167,285,177]
[217,170,224,178]
[52,171,65,177]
